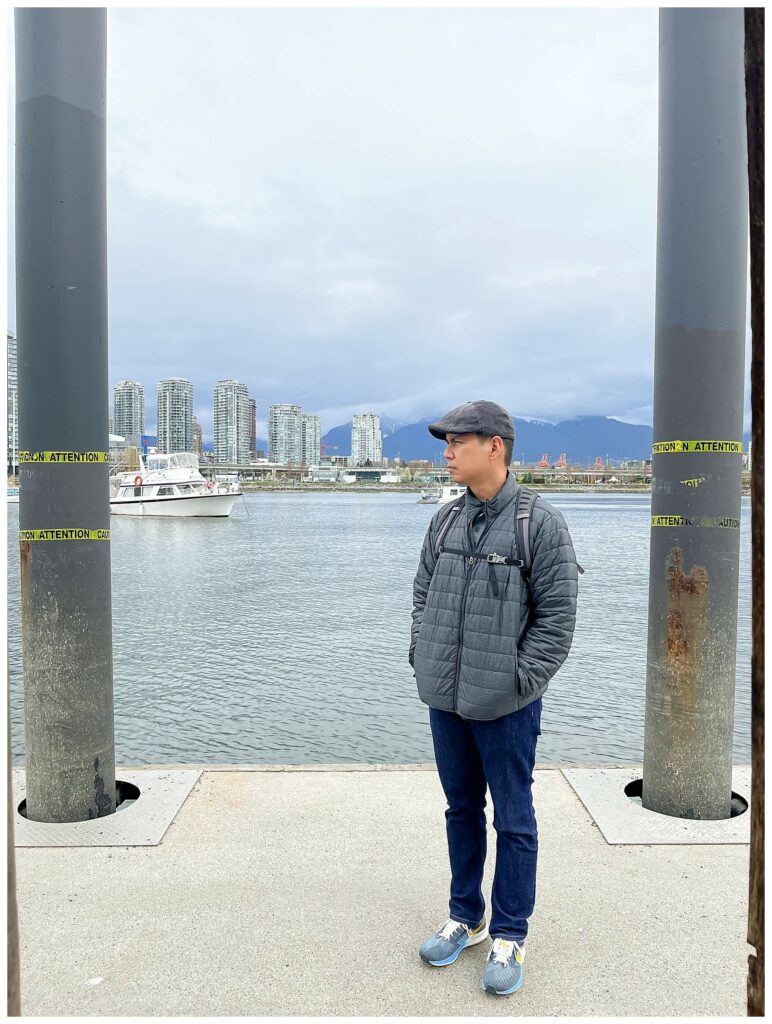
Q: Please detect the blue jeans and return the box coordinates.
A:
[429,699,541,942]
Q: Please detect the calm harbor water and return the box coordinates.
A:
[8,491,752,766]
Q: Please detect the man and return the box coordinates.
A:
[410,400,579,996]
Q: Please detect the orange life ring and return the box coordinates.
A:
[134,475,143,487]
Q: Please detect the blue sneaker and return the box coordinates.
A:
[481,938,525,995]
[419,917,488,966]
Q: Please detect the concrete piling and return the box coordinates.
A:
[15,8,116,822]
[642,9,748,820]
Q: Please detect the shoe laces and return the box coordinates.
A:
[438,918,466,941]
[491,938,523,966]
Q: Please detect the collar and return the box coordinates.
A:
[464,470,517,518]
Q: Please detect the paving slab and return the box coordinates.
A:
[563,765,751,845]
[12,769,201,847]
[13,767,750,1016]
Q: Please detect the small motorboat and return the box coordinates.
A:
[110,452,240,517]
[438,484,467,505]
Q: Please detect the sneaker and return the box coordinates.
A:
[481,938,525,995]
[419,917,488,966]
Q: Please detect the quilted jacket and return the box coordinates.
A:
[410,471,579,720]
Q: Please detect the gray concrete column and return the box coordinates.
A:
[642,9,748,820]
[15,8,116,822]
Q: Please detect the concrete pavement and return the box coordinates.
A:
[13,766,750,1016]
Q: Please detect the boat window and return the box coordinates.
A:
[157,486,174,496]
[134,485,142,497]
[147,452,199,472]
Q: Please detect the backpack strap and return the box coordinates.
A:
[433,488,537,577]
[432,485,585,579]
[514,485,585,577]
[432,496,466,560]
[515,485,539,579]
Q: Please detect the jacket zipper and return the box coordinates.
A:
[452,503,490,712]
[453,545,472,713]
[451,494,517,713]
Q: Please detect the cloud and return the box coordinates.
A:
[6,8,752,436]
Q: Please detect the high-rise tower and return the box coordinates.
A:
[301,413,321,466]
[248,398,257,459]
[7,331,18,474]
[352,413,383,465]
[268,404,302,464]
[156,378,193,454]
[214,379,250,464]
[112,379,144,443]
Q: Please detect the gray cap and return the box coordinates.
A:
[428,400,515,441]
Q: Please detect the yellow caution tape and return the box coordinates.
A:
[651,515,740,529]
[680,477,706,488]
[19,529,110,542]
[652,440,743,455]
[19,451,109,463]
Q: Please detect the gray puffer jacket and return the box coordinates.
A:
[410,471,578,720]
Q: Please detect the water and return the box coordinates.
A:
[7,492,752,766]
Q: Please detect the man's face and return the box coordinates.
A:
[443,433,497,485]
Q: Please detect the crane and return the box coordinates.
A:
[555,453,568,469]
[538,453,550,468]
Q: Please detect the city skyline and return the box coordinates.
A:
[108,369,669,449]
[108,373,335,452]
[6,344,749,465]
[0,319,749,468]
[6,331,752,468]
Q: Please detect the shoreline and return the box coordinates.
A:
[239,483,751,495]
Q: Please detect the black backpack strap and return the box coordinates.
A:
[514,485,585,577]
[514,486,539,578]
[432,496,466,559]
[440,547,524,568]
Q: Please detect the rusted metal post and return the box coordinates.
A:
[744,7,764,1015]
[642,9,748,819]
[15,9,116,822]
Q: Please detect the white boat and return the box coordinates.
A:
[438,484,467,505]
[416,488,441,504]
[7,486,19,504]
[110,452,240,517]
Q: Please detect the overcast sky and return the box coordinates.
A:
[6,8,752,441]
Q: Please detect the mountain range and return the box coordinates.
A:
[245,415,750,464]
[320,416,752,464]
